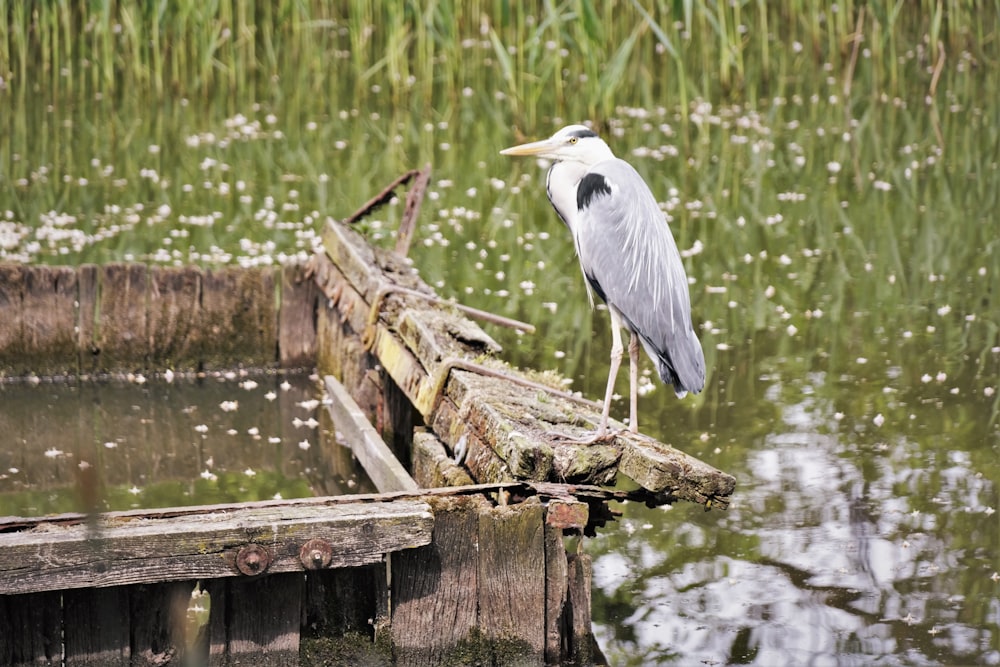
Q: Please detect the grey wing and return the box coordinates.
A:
[574,159,705,394]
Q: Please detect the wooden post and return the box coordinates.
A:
[279,262,318,368]
[129,581,195,667]
[95,263,148,372]
[63,586,131,666]
[147,265,202,371]
[391,495,485,667]
[225,573,303,666]
[0,590,61,666]
[477,497,546,664]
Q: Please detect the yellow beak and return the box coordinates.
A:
[499,138,557,157]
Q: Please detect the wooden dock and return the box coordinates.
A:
[0,174,734,665]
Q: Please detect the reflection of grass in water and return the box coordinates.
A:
[0,470,315,517]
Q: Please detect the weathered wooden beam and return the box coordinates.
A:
[316,219,735,507]
[279,262,319,368]
[147,265,202,370]
[478,497,546,661]
[391,495,485,667]
[200,266,277,369]
[64,586,131,666]
[323,374,419,493]
[22,265,79,375]
[226,573,302,666]
[1,261,317,375]
[0,500,433,595]
[0,590,61,665]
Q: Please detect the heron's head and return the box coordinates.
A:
[500,124,614,166]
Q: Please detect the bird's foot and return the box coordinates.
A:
[545,427,623,445]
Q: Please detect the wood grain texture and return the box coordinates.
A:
[0,265,25,368]
[0,590,61,666]
[21,265,78,375]
[96,263,148,371]
[147,265,202,370]
[225,573,302,666]
[64,586,131,666]
[391,495,485,667]
[279,262,319,368]
[0,500,433,594]
[129,581,195,667]
[200,266,277,369]
[477,497,546,662]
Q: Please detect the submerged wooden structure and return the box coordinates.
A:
[0,174,734,665]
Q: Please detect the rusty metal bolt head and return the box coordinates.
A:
[299,538,334,570]
[235,543,271,576]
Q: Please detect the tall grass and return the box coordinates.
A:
[3,1,998,123]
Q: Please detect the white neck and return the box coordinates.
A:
[546,160,590,230]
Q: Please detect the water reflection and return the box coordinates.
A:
[589,357,998,665]
[0,373,374,517]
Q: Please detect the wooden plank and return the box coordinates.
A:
[205,579,228,666]
[477,497,546,663]
[200,266,277,369]
[226,573,302,665]
[129,581,196,667]
[392,495,485,667]
[0,500,433,594]
[566,553,597,664]
[64,586,131,666]
[0,264,25,372]
[619,437,736,507]
[323,374,418,493]
[147,265,202,370]
[96,263,148,371]
[279,261,318,368]
[0,590,61,666]
[543,524,569,665]
[20,265,78,375]
[303,565,379,639]
[77,264,99,373]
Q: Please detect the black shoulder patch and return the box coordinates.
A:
[577,172,612,211]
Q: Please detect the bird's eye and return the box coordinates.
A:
[569,137,578,144]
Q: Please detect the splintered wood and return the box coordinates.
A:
[315,219,735,508]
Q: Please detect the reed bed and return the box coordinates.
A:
[1,0,998,406]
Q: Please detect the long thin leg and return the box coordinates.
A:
[628,332,640,433]
[594,309,625,439]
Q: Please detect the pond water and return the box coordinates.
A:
[0,373,375,516]
[2,4,998,665]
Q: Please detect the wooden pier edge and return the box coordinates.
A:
[0,481,607,666]
[314,217,735,508]
[0,262,319,376]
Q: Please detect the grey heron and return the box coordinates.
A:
[500,124,705,442]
